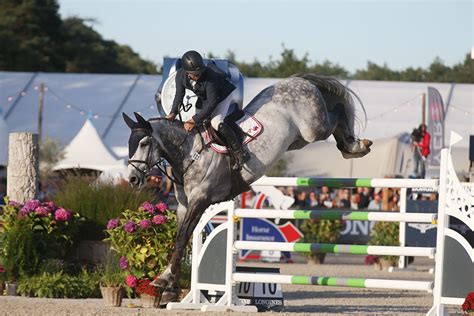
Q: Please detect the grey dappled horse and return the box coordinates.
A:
[123,74,372,305]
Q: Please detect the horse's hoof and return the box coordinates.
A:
[160,288,180,306]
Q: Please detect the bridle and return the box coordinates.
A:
[127,126,205,186]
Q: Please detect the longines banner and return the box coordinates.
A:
[427,87,445,167]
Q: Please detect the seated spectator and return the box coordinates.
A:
[368,193,382,210]
[308,191,319,209]
[358,187,371,209]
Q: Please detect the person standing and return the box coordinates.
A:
[411,123,431,179]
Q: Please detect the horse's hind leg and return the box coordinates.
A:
[332,103,372,159]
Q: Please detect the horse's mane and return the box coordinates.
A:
[149,117,185,127]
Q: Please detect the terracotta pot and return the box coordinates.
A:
[140,293,161,308]
[100,286,123,307]
[375,258,396,271]
[5,283,17,296]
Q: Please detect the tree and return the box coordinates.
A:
[0,0,64,71]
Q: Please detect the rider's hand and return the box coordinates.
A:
[184,118,195,132]
[165,113,176,120]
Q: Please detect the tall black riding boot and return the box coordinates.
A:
[218,122,250,169]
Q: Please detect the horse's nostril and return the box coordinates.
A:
[130,176,138,184]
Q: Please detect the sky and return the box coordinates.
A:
[59,0,472,73]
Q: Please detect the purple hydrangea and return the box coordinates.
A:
[155,202,168,213]
[107,218,120,230]
[23,199,41,212]
[119,256,128,269]
[124,221,137,233]
[8,200,19,207]
[35,206,49,217]
[141,201,155,214]
[54,208,72,222]
[19,206,32,217]
[44,201,58,212]
[140,219,151,229]
[152,214,167,225]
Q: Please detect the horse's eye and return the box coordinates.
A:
[140,139,150,147]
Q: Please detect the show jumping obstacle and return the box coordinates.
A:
[167,132,473,315]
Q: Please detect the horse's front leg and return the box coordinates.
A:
[159,197,210,306]
[152,184,187,289]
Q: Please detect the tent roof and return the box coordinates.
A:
[0,72,472,174]
[54,118,125,172]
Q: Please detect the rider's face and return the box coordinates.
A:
[187,72,201,81]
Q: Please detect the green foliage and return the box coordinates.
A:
[368,221,399,263]
[99,250,124,287]
[0,198,84,280]
[0,1,157,73]
[300,219,343,260]
[52,177,156,240]
[1,220,40,281]
[104,203,176,281]
[39,136,65,179]
[16,269,101,298]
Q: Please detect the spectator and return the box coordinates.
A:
[410,123,431,179]
[350,193,359,210]
[358,187,371,209]
[308,191,319,209]
[147,168,169,203]
[368,193,382,210]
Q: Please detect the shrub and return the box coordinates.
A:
[0,198,83,280]
[16,269,101,298]
[367,221,399,264]
[300,219,343,263]
[52,177,156,240]
[99,250,124,287]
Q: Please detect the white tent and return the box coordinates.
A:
[0,108,8,166]
[54,118,126,174]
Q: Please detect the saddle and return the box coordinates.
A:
[201,105,263,154]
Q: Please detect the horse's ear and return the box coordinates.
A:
[134,112,152,131]
[122,112,137,129]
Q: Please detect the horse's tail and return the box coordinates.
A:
[293,73,367,133]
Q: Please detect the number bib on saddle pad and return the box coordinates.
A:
[202,112,263,154]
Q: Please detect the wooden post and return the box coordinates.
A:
[7,132,39,202]
[38,83,45,141]
[421,93,426,125]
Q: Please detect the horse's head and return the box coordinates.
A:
[123,112,161,188]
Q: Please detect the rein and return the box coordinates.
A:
[127,122,206,186]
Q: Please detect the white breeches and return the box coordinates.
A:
[210,93,233,130]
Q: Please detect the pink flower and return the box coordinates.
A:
[107,219,119,230]
[35,206,49,217]
[141,202,155,214]
[54,208,72,222]
[152,215,167,225]
[126,275,137,288]
[24,199,41,211]
[119,256,128,269]
[155,202,168,213]
[140,219,151,229]
[44,201,58,212]
[124,221,137,233]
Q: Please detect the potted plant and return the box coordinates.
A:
[99,250,125,307]
[0,198,84,295]
[462,291,474,315]
[366,221,399,269]
[104,201,177,307]
[300,218,343,264]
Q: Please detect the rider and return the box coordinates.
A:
[165,50,250,167]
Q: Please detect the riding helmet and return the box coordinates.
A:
[181,50,205,75]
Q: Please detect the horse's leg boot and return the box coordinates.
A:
[218,123,250,169]
[160,287,180,306]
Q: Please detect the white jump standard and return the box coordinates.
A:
[167,133,473,315]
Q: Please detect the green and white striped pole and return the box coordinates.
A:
[234,241,436,257]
